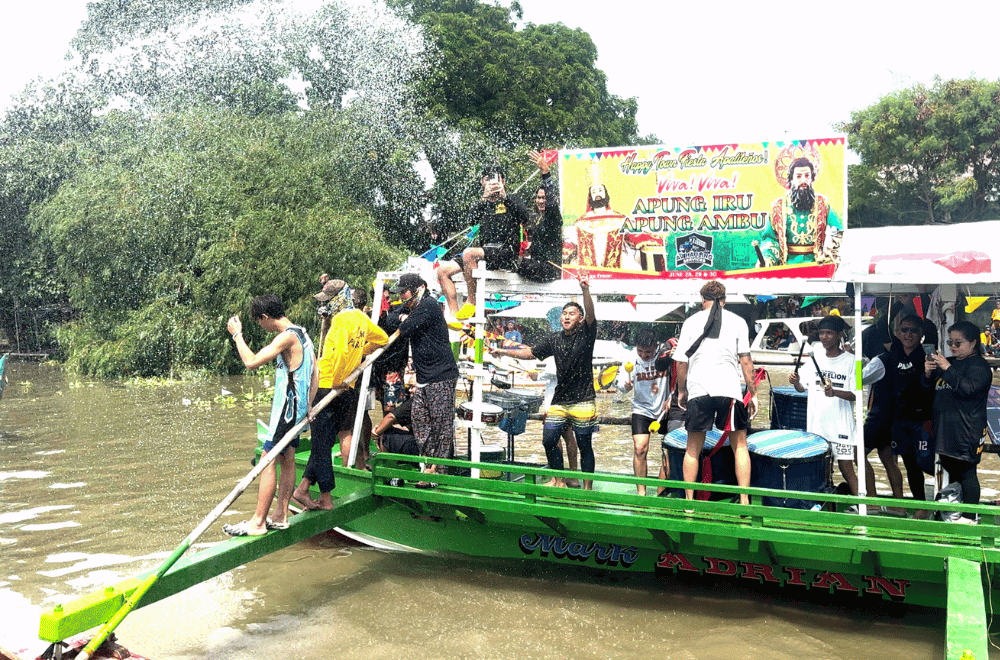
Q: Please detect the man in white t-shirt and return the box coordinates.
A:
[620,329,672,495]
[674,280,758,504]
[789,314,858,494]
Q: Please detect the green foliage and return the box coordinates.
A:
[840,77,1000,226]
[392,0,640,148]
[33,107,406,376]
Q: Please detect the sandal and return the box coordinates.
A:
[222,521,267,537]
[265,519,290,531]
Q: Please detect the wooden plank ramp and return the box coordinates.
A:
[946,557,988,660]
[38,491,382,643]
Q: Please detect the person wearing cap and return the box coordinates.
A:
[489,272,597,489]
[674,280,757,505]
[392,273,460,485]
[789,314,859,495]
[436,163,530,324]
[291,281,388,510]
[224,294,318,536]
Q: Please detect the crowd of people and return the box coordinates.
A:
[220,152,996,533]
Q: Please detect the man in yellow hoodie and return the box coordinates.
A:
[292,280,387,510]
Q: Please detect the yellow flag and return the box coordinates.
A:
[965,296,988,313]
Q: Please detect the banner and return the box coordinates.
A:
[558,138,847,280]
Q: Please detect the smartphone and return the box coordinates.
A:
[922,343,935,356]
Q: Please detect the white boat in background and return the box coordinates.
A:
[750,316,870,366]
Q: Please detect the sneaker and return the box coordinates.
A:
[954,515,978,525]
[388,478,404,487]
[455,303,476,320]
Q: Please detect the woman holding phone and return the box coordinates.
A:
[923,320,992,523]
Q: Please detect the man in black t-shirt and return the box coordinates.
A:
[490,273,597,489]
[392,273,459,485]
[437,164,530,324]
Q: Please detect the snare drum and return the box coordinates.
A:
[457,401,504,424]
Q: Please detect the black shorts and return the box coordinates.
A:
[685,395,749,433]
[890,419,931,456]
[863,420,892,451]
[381,431,420,456]
[455,245,517,271]
[516,257,560,282]
[631,413,656,436]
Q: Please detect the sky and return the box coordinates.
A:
[2,0,999,148]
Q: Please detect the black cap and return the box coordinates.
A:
[390,273,426,294]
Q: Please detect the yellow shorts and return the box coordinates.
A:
[544,400,597,431]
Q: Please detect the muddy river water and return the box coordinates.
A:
[2,360,997,659]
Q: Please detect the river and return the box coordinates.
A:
[0,360,984,659]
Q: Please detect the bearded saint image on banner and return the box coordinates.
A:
[574,182,627,268]
[758,145,844,267]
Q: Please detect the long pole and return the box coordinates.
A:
[75,331,400,660]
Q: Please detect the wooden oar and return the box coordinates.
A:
[74,331,401,660]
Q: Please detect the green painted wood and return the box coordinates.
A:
[945,557,987,660]
[38,492,380,642]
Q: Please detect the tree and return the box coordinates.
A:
[31,107,406,376]
[840,77,1000,226]
[391,0,640,148]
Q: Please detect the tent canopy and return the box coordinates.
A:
[834,220,1000,293]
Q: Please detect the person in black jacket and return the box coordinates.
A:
[923,320,992,523]
[392,273,460,486]
[517,150,563,283]
[437,164,530,323]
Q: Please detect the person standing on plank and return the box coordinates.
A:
[224,294,317,536]
[292,281,387,510]
[674,280,757,504]
[490,272,597,488]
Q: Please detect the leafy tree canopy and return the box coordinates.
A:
[31,107,406,377]
[839,77,1000,226]
[390,0,640,148]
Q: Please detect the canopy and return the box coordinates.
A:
[834,220,1000,292]
[490,300,684,322]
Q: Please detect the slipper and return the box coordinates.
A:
[265,519,290,531]
[223,521,267,537]
[414,481,438,489]
[291,495,320,511]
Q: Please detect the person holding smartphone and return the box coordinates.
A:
[922,321,992,523]
[437,163,530,325]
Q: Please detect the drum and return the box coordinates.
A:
[457,401,503,424]
[770,386,808,431]
[477,444,505,479]
[748,429,830,509]
[661,428,736,499]
[507,388,544,414]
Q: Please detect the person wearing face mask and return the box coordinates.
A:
[489,273,597,489]
[391,273,460,486]
[923,320,992,523]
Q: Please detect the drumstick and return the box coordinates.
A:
[793,339,808,377]
[648,407,668,434]
[807,347,831,388]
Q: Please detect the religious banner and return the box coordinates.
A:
[558,138,847,280]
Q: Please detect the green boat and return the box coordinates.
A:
[33,222,1000,660]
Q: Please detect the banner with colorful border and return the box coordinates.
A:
[558,138,847,280]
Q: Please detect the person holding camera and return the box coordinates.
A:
[437,163,530,324]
